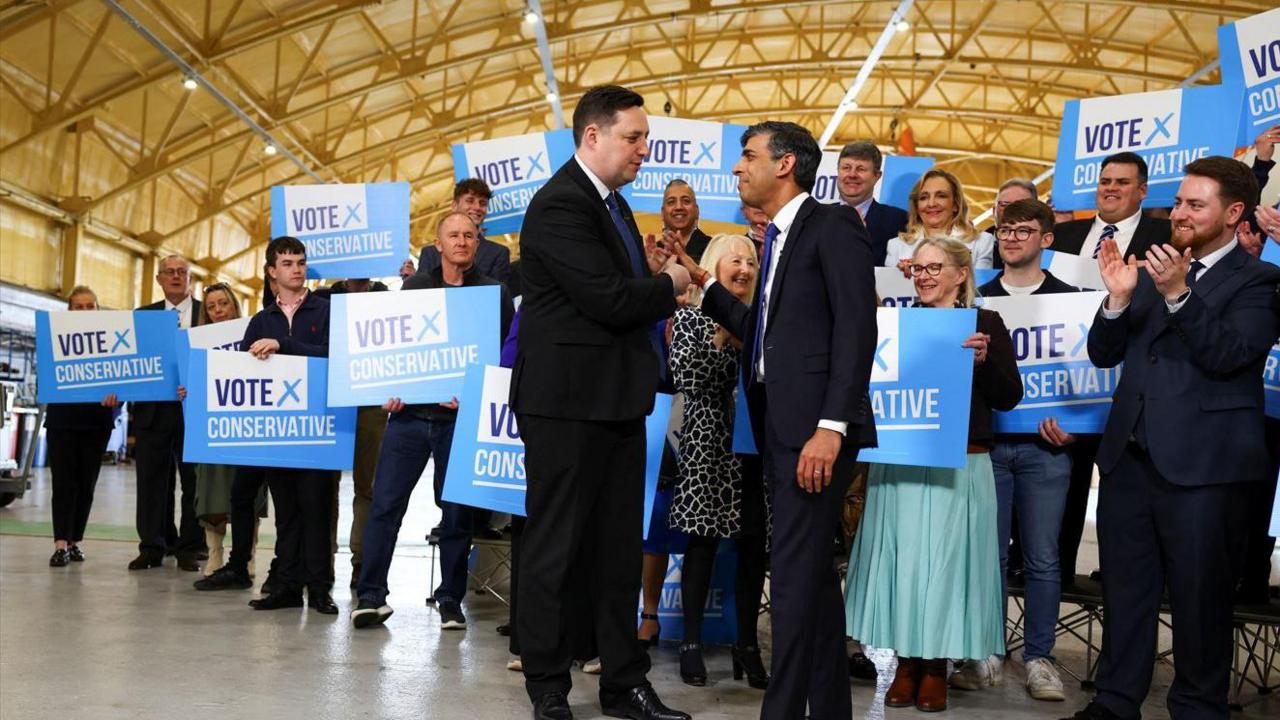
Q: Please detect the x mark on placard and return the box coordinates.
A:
[278,379,302,406]
[417,312,442,341]
[111,329,132,352]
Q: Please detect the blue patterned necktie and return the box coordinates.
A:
[749,223,781,377]
[604,192,646,278]
[1093,224,1118,258]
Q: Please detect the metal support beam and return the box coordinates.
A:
[60,223,83,295]
[818,0,915,147]
[527,0,565,129]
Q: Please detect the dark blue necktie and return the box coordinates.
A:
[604,192,646,278]
[1186,260,1205,288]
[749,222,781,378]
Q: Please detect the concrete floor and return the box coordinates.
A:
[0,462,1276,720]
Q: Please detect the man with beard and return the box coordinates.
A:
[1062,156,1280,720]
[661,179,713,262]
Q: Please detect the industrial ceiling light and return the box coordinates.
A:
[182,76,198,90]
[545,92,558,103]
[524,9,539,23]
[264,143,277,156]
[896,19,911,32]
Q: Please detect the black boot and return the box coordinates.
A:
[678,643,707,686]
[731,645,769,689]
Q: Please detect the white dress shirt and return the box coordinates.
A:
[574,154,611,201]
[1079,210,1142,259]
[1101,239,1238,318]
[165,295,194,329]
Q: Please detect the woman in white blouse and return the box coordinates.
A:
[884,168,994,269]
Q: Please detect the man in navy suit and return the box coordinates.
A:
[1063,157,1280,720]
[680,122,878,720]
[836,140,908,265]
[418,178,512,284]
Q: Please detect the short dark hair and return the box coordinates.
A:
[453,178,492,202]
[1184,155,1260,215]
[1000,199,1055,233]
[266,236,306,266]
[664,178,695,199]
[838,140,883,172]
[1101,152,1149,184]
[741,121,821,193]
[572,85,644,146]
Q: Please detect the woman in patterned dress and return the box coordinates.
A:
[667,233,770,689]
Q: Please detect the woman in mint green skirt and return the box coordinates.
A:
[845,237,1023,713]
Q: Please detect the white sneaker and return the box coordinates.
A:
[948,655,1004,690]
[581,657,602,675]
[1024,657,1065,701]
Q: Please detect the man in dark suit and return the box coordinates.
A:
[1050,152,1170,261]
[418,178,512,284]
[836,139,908,265]
[510,85,692,720]
[660,179,713,262]
[129,254,203,571]
[1050,151,1172,584]
[1063,157,1280,720]
[679,121,878,720]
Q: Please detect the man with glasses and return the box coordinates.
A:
[976,179,1038,269]
[965,199,1080,699]
[129,255,204,571]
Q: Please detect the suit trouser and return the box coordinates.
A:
[268,469,336,593]
[1094,443,1246,720]
[134,418,202,559]
[48,427,112,542]
[761,421,856,720]
[348,406,387,567]
[517,414,650,701]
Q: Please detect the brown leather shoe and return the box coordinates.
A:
[885,657,920,708]
[916,659,948,712]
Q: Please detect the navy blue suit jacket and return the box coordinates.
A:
[862,199,909,266]
[701,197,878,450]
[1087,244,1280,486]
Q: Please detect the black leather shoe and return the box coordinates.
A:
[68,546,85,562]
[309,590,339,615]
[496,623,512,636]
[49,549,70,567]
[127,554,163,570]
[601,685,690,720]
[733,645,770,689]
[194,565,253,591]
[177,556,200,572]
[1060,701,1133,720]
[847,651,876,681]
[531,691,573,720]
[249,590,304,610]
[678,643,707,686]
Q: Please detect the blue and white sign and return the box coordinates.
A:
[270,182,410,280]
[876,267,918,307]
[327,286,500,406]
[451,130,575,235]
[984,292,1117,433]
[1269,471,1280,537]
[731,380,757,454]
[621,116,748,225]
[1052,86,1242,211]
[1040,249,1104,290]
[1218,8,1280,147]
[36,310,179,403]
[1265,342,1279,420]
[815,152,934,210]
[1262,238,1280,267]
[182,349,356,470]
[640,543,739,646]
[443,364,673,532]
[860,307,976,469]
[174,317,251,387]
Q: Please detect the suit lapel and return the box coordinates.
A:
[1188,244,1246,302]
[765,197,816,329]
[563,160,633,275]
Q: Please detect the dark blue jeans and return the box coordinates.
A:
[357,414,471,606]
[992,439,1072,661]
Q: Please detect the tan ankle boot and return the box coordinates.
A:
[203,525,226,576]
[886,657,920,707]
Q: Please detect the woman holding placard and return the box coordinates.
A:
[45,286,120,567]
[884,169,994,269]
[845,237,1022,713]
[666,234,770,689]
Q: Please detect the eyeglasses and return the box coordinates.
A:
[158,267,189,277]
[909,262,957,277]
[995,226,1042,241]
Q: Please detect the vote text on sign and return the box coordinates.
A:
[451,130,575,235]
[270,182,410,280]
[1217,8,1280,146]
[174,317,251,387]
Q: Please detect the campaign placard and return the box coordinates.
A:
[442,364,673,536]
[36,310,180,403]
[1040,249,1104,291]
[269,182,410,280]
[327,286,501,406]
[875,267,918,307]
[983,292,1117,433]
[1263,239,1280,267]
[174,317,252,387]
[1269,471,1280,536]
[814,152,934,210]
[641,543,739,645]
[182,349,356,470]
[1217,8,1280,146]
[620,116,749,225]
[1051,85,1242,211]
[859,307,976,469]
[1265,342,1279,420]
[451,129,575,235]
[731,380,757,454]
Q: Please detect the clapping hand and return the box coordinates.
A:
[1254,125,1279,162]
[643,233,673,274]
[1143,243,1193,302]
[1097,238,1141,310]
[1256,204,1280,244]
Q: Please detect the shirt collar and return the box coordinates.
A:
[574,154,611,201]
[1196,239,1238,270]
[1094,209,1142,233]
[852,196,874,217]
[771,192,811,235]
[164,295,192,313]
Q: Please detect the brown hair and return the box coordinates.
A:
[66,285,97,309]
[1183,156,1260,218]
[1000,199,1055,233]
[198,283,242,326]
[453,178,492,202]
